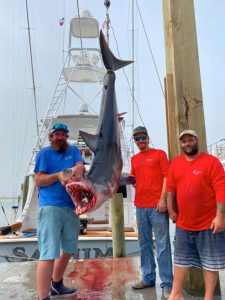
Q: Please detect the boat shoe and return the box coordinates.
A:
[131,279,155,289]
[50,279,77,298]
[162,287,172,300]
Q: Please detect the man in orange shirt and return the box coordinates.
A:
[167,129,225,300]
[131,126,173,300]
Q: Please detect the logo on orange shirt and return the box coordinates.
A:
[192,170,202,175]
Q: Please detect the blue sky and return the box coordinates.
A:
[0,0,225,197]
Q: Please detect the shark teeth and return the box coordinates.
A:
[66,180,96,215]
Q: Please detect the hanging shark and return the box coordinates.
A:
[66,30,135,215]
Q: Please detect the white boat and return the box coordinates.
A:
[208,139,225,168]
[0,9,139,262]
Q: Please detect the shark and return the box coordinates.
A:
[66,30,135,215]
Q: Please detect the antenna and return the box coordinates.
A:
[25,0,39,136]
[131,0,135,155]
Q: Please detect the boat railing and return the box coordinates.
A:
[65,48,105,83]
[208,139,225,162]
[25,52,72,174]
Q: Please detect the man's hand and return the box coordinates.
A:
[70,163,85,181]
[58,170,72,186]
[168,211,178,223]
[156,198,167,212]
[211,202,225,234]
[167,191,178,222]
[210,214,225,234]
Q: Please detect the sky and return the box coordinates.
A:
[0,0,225,198]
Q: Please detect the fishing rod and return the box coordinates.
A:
[0,200,10,225]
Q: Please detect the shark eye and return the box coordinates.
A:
[104,85,107,89]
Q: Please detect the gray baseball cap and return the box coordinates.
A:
[133,126,148,136]
[179,129,198,140]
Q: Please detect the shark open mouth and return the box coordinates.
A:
[66,180,96,215]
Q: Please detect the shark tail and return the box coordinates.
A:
[100,30,133,71]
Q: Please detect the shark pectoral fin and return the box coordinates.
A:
[119,174,136,186]
[79,130,99,153]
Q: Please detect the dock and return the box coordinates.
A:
[1,257,225,299]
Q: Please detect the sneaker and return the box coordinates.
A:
[162,288,172,300]
[131,279,155,289]
[50,279,77,298]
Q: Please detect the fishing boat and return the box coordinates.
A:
[0,5,140,262]
[208,139,225,168]
[1,0,224,268]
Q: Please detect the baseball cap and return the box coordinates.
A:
[133,126,148,137]
[179,129,198,140]
[50,123,69,134]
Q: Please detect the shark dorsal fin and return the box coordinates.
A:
[79,130,99,153]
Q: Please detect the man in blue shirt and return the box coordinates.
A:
[34,123,85,300]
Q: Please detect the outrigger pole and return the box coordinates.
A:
[25,0,39,136]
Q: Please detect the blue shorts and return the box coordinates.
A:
[174,226,225,271]
[37,206,80,260]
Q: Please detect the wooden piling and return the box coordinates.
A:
[162,0,220,295]
[162,0,207,154]
[111,193,126,257]
[183,268,221,297]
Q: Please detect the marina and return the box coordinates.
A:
[0,2,139,262]
[1,0,225,299]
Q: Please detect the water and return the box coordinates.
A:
[0,200,22,227]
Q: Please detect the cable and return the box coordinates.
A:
[110,24,154,148]
[135,0,165,98]
[0,201,10,225]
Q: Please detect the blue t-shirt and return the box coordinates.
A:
[34,145,83,208]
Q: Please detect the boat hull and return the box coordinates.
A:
[0,236,139,263]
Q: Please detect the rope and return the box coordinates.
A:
[135,0,165,98]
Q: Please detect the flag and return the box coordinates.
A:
[59,17,65,26]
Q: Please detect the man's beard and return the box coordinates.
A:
[51,140,68,152]
[183,144,199,156]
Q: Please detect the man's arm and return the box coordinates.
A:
[35,161,85,187]
[209,159,225,233]
[167,191,178,222]
[210,202,225,234]
[156,178,167,212]
[35,172,60,187]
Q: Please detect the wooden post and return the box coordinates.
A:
[183,268,221,297]
[111,193,126,257]
[162,0,220,296]
[164,74,179,161]
[162,0,207,157]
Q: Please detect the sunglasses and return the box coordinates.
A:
[134,135,147,142]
